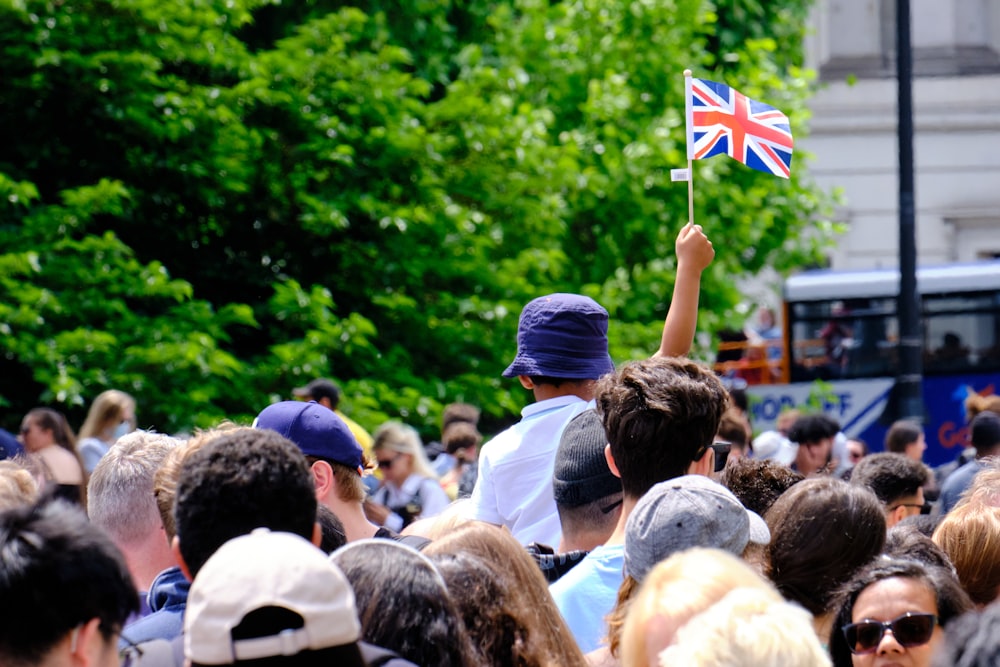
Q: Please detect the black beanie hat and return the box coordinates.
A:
[553,409,622,507]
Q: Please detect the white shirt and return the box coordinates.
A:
[468,395,592,546]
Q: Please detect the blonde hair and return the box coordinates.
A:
[933,500,1000,606]
[402,499,471,541]
[620,548,779,667]
[656,588,831,666]
[965,392,1000,422]
[0,459,39,510]
[373,421,438,479]
[958,457,1000,508]
[79,389,136,440]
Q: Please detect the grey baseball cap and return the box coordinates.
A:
[624,475,770,583]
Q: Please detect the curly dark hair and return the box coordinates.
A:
[721,457,804,518]
[174,428,317,576]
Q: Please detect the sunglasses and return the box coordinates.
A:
[711,441,732,473]
[376,453,402,469]
[842,612,937,654]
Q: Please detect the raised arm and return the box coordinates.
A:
[653,222,714,358]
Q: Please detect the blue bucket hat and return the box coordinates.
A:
[502,293,615,380]
[253,401,364,475]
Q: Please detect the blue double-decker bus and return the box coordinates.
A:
[737,262,1000,467]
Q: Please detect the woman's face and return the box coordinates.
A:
[848,576,942,667]
[376,450,412,485]
[19,417,53,452]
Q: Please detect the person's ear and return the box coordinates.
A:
[172,536,194,582]
[518,375,535,390]
[68,617,103,667]
[604,444,621,479]
[317,397,334,410]
[311,460,334,499]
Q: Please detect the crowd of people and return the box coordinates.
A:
[4,222,1000,667]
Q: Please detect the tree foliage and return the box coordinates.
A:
[0,0,834,436]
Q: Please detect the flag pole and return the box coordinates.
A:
[683,69,694,226]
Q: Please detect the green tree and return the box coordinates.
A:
[0,0,835,436]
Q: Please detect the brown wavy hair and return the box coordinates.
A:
[425,523,588,667]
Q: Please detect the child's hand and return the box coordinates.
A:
[676,222,714,273]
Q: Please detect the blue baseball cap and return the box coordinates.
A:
[502,293,615,380]
[253,401,364,475]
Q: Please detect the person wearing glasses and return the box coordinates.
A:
[829,558,972,667]
[367,421,450,532]
[850,453,932,528]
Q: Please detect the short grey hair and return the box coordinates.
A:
[88,430,183,544]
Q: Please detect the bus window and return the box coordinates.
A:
[787,297,896,381]
[923,292,1000,372]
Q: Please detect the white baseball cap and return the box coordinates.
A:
[184,529,364,665]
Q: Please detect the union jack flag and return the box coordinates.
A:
[686,77,794,178]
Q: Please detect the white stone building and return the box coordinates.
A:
[803,0,1000,269]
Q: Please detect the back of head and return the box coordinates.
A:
[253,401,364,474]
[0,498,137,665]
[292,378,342,408]
[829,558,972,667]
[620,548,779,667]
[503,293,614,381]
[884,524,954,571]
[154,426,241,543]
[174,428,317,577]
[441,403,480,431]
[970,411,1000,455]
[552,409,622,541]
[88,431,181,544]
[850,452,930,506]
[425,522,587,666]
[185,530,364,667]
[764,477,886,615]
[330,539,474,667]
[596,357,729,498]
[786,413,839,445]
[960,459,1000,508]
[442,421,481,456]
[624,476,770,585]
[656,588,831,667]
[933,501,1000,606]
[716,407,750,451]
[721,457,804,518]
